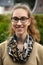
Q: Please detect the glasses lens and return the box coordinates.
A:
[20,17,28,21]
[12,17,19,21]
[11,16,29,23]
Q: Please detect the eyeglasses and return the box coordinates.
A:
[11,16,29,23]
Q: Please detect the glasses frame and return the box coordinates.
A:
[11,16,29,23]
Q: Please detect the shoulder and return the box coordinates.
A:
[32,42,43,56]
[33,41,43,48]
[0,36,14,49]
[34,42,43,50]
[0,40,8,48]
[34,42,43,62]
[34,42,43,53]
[0,40,8,56]
[36,42,43,58]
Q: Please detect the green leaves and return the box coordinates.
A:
[0,14,43,45]
[0,15,10,43]
[34,14,43,44]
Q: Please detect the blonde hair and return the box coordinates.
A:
[9,3,40,42]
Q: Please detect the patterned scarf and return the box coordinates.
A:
[7,34,34,63]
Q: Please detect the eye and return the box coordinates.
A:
[11,17,19,21]
[14,17,19,21]
[21,17,26,21]
[21,17,29,21]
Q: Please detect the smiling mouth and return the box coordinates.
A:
[16,27,24,30]
[16,27,23,28]
[16,26,24,31]
[16,26,24,28]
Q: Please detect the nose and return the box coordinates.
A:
[17,20,22,25]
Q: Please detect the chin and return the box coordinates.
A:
[16,32,24,35]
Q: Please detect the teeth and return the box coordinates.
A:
[16,27,23,28]
[16,26,23,28]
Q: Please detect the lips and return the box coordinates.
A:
[16,27,23,30]
[16,26,24,31]
[16,26,24,28]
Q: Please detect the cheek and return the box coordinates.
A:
[24,21,31,30]
[27,21,31,27]
[11,22,16,27]
[11,22,14,25]
[11,22,16,30]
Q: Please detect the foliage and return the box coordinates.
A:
[0,14,43,45]
[0,14,11,43]
[34,14,43,44]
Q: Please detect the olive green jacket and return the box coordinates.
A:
[0,40,43,65]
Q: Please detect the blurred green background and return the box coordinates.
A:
[0,14,43,45]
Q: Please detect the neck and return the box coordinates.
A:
[16,32,28,43]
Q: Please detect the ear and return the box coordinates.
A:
[28,18,31,26]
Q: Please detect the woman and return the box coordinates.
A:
[0,3,43,65]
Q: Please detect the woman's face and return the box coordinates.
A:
[11,8,31,36]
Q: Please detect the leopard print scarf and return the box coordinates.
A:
[7,34,34,63]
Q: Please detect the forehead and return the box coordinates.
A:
[12,8,28,17]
